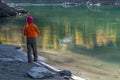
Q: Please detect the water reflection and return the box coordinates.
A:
[96,26,116,47]
[0,20,23,46]
[42,25,52,50]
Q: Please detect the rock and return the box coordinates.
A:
[58,70,72,77]
[13,7,28,13]
[28,66,53,79]
[57,70,73,79]
[0,2,28,17]
[0,2,17,17]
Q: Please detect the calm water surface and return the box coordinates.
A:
[0,4,120,74]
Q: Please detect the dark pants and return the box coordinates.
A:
[27,38,38,62]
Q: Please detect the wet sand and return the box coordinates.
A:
[39,50,120,80]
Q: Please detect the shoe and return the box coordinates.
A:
[34,59,38,62]
[28,60,32,63]
[28,57,32,63]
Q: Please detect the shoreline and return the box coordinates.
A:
[0,44,87,80]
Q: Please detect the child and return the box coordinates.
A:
[23,16,40,63]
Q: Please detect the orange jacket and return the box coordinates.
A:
[23,24,40,38]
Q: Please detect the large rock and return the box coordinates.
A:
[28,66,53,79]
[0,2,16,17]
[0,1,28,17]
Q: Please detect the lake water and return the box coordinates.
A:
[0,4,120,80]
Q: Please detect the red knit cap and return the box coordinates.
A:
[26,16,34,24]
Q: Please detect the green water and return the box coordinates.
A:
[0,5,120,71]
[23,5,120,66]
